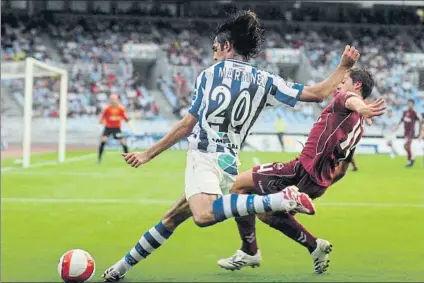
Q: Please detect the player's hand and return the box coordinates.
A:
[122,151,151,168]
[365,118,373,126]
[339,45,360,70]
[358,97,386,119]
[362,100,373,125]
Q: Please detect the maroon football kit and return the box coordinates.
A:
[253,92,364,198]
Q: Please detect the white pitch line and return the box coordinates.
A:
[3,171,109,176]
[1,198,173,205]
[1,170,182,178]
[1,153,96,173]
[252,157,261,166]
[317,202,424,208]
[1,197,423,208]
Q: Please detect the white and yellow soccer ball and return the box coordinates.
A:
[58,249,95,282]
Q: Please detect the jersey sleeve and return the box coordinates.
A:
[188,71,207,119]
[336,92,356,113]
[266,74,304,108]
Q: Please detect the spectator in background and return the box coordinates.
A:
[2,13,422,127]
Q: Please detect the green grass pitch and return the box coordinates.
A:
[1,150,424,282]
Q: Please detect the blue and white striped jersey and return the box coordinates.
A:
[381,116,398,134]
[188,59,304,160]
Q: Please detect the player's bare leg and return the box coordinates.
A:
[387,140,397,159]
[404,138,415,167]
[187,185,314,228]
[102,195,192,282]
[119,138,129,154]
[98,135,108,164]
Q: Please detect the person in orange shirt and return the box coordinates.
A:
[98,94,130,163]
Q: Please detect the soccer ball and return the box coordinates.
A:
[58,249,95,282]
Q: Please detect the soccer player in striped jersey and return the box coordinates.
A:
[102,10,360,281]
[217,69,385,274]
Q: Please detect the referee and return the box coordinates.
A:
[98,94,130,163]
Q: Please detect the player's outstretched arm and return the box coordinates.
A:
[393,112,405,132]
[300,45,360,102]
[332,147,356,185]
[122,113,197,168]
[123,70,206,168]
[345,96,386,119]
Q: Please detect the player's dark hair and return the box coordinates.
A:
[349,68,374,99]
[213,10,264,60]
[408,99,415,104]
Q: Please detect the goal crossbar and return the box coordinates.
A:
[1,59,66,79]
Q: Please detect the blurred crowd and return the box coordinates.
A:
[2,14,161,119]
[1,13,51,63]
[1,12,423,122]
[162,24,424,117]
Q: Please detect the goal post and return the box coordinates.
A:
[1,57,68,168]
[24,58,68,168]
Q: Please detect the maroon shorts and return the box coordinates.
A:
[405,134,414,145]
[252,159,327,200]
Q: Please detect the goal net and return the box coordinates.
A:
[1,57,68,168]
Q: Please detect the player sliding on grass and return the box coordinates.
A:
[217,68,385,274]
[102,10,360,281]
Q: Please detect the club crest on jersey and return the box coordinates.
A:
[275,163,284,170]
[286,81,294,88]
[257,180,264,191]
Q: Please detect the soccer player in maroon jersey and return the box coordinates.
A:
[331,91,359,171]
[395,99,423,167]
[217,68,386,274]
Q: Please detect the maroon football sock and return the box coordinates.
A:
[235,215,258,256]
[265,212,317,253]
[406,148,412,160]
[351,159,358,170]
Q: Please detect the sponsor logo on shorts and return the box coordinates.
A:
[275,163,284,170]
[258,180,263,190]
